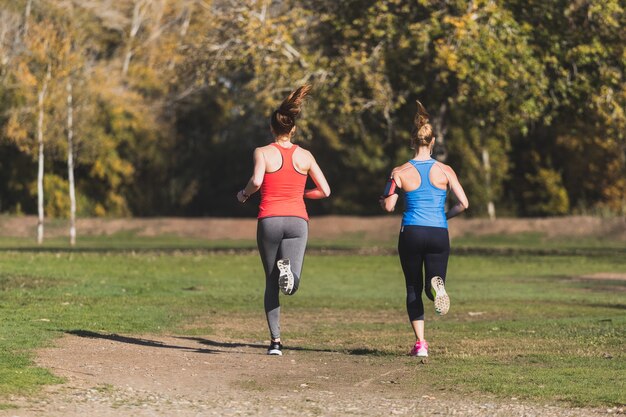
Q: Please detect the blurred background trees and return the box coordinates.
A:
[0,0,623,219]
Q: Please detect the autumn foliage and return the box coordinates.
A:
[0,0,623,218]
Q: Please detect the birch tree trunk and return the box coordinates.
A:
[179,0,193,38]
[37,63,51,245]
[122,0,147,77]
[482,147,496,220]
[147,0,166,68]
[66,79,77,246]
[168,0,194,70]
[12,0,32,51]
[22,0,32,39]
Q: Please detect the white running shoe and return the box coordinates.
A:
[277,258,295,295]
[431,276,450,315]
[267,341,283,356]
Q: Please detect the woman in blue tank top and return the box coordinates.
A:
[380,101,469,358]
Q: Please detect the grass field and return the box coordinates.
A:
[0,230,624,409]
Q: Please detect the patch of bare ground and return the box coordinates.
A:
[575,273,626,281]
[0,333,621,417]
[1,215,625,241]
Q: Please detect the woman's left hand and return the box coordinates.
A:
[237,190,248,203]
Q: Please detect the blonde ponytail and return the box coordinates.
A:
[412,100,434,147]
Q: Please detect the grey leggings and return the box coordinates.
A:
[257,217,308,340]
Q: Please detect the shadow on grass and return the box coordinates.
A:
[344,348,390,356]
[176,336,337,353]
[588,304,626,310]
[176,336,391,356]
[66,330,380,356]
[64,331,389,356]
[65,330,220,354]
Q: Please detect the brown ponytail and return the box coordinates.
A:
[411,100,434,148]
[270,84,312,137]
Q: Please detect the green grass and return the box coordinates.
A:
[0,234,258,251]
[1,228,623,254]
[454,232,626,254]
[0,235,624,407]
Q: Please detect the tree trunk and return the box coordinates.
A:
[432,102,448,162]
[179,1,193,38]
[148,0,166,68]
[37,63,51,245]
[22,0,32,38]
[67,79,77,246]
[482,147,496,220]
[13,0,32,49]
[122,0,146,77]
[168,0,194,70]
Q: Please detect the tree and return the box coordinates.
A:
[506,0,625,215]
[4,12,67,243]
[0,0,623,220]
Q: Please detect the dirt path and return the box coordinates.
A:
[1,334,620,417]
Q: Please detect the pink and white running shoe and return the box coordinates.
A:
[409,340,428,357]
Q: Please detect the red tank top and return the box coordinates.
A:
[258,143,309,221]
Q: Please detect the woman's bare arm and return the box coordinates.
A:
[443,165,469,219]
[304,155,331,199]
[237,148,266,202]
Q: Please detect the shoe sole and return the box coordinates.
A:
[267,349,283,356]
[431,276,450,315]
[277,259,294,295]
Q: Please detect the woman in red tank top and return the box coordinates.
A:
[237,85,330,356]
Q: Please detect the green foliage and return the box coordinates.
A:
[506,0,626,215]
[522,168,570,216]
[0,0,624,217]
[40,174,70,218]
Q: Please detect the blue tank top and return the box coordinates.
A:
[401,159,448,229]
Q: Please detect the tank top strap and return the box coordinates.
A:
[408,159,436,189]
[271,143,298,172]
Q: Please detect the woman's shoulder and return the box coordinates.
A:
[434,161,456,175]
[293,145,313,157]
[391,162,413,176]
[255,143,280,155]
[256,143,276,151]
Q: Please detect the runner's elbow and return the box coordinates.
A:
[384,201,395,212]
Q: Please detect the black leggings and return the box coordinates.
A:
[398,226,450,321]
